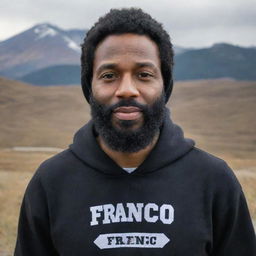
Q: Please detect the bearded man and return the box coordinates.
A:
[14,8,256,256]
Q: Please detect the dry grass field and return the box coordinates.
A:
[0,77,255,255]
[0,150,57,255]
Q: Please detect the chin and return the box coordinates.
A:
[113,118,143,131]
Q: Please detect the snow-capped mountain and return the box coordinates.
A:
[3,23,255,84]
[0,24,191,79]
[0,23,86,78]
[65,29,86,45]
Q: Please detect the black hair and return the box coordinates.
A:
[81,8,174,103]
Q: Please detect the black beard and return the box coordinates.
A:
[90,94,166,153]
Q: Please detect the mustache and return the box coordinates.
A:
[100,99,148,114]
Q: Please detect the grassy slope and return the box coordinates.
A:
[169,79,256,165]
[1,77,255,166]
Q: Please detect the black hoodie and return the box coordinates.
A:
[14,115,256,255]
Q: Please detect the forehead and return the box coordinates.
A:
[93,33,161,66]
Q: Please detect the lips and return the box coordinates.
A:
[113,106,142,120]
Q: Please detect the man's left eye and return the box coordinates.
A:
[138,72,153,78]
[102,73,115,79]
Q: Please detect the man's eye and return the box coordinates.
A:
[101,73,116,80]
[138,72,153,79]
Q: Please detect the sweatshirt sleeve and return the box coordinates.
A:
[211,164,256,256]
[14,171,58,256]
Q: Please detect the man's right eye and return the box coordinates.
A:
[101,73,117,80]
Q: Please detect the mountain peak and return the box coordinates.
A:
[33,23,59,29]
[212,42,240,50]
[33,23,60,40]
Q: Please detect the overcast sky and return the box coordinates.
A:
[0,0,255,47]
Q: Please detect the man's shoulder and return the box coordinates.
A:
[34,148,82,182]
[40,148,75,167]
[187,146,241,191]
[189,146,228,168]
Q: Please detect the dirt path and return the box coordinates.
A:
[12,146,63,152]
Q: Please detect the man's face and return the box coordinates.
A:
[90,33,166,152]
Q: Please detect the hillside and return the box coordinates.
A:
[174,43,256,80]
[21,65,81,85]
[0,77,88,148]
[0,77,255,168]
[169,79,256,166]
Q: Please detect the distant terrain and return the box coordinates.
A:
[0,77,255,255]
[16,43,256,85]
[0,24,85,78]
[174,43,256,80]
[21,64,81,85]
[0,23,256,84]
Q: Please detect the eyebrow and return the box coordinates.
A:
[135,62,158,70]
[96,63,117,75]
[96,62,158,75]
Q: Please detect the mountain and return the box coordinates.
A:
[65,29,86,45]
[0,23,86,78]
[1,23,256,83]
[20,43,256,85]
[174,43,256,80]
[21,65,80,85]
[0,24,188,80]
[173,46,192,55]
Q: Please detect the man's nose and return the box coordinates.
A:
[115,74,140,98]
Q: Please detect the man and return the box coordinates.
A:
[15,8,255,255]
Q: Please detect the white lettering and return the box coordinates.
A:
[114,203,127,222]
[90,202,174,226]
[126,203,144,222]
[144,203,159,223]
[160,204,174,224]
[90,205,103,226]
[103,204,115,224]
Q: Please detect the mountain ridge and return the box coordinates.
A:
[174,43,256,80]
[0,23,256,82]
[0,23,86,78]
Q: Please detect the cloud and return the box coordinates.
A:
[0,0,255,47]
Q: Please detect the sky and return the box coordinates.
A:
[0,0,255,48]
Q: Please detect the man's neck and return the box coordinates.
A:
[97,133,159,168]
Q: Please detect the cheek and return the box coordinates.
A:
[91,82,115,104]
[140,84,164,101]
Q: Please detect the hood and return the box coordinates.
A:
[69,111,195,176]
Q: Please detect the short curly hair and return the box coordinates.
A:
[81,8,174,103]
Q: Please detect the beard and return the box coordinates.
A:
[90,93,166,153]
